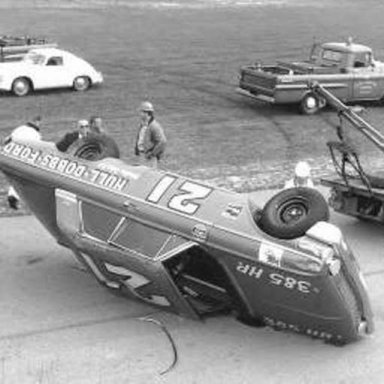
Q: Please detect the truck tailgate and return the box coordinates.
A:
[239,66,279,95]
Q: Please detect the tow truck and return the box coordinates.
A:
[311,82,384,222]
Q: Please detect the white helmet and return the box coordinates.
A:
[140,101,154,113]
[295,161,311,178]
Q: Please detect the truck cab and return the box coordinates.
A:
[310,41,374,71]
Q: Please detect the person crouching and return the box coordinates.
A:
[284,161,314,189]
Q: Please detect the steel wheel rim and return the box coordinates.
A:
[278,198,308,224]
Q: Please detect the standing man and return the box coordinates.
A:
[89,115,104,134]
[89,115,120,158]
[135,101,167,168]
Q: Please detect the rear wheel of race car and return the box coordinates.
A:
[257,187,329,239]
[12,77,31,96]
[69,135,120,161]
[73,76,91,92]
[299,92,321,115]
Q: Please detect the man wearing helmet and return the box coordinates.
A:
[135,101,167,168]
[284,161,315,189]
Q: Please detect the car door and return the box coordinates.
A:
[33,55,72,89]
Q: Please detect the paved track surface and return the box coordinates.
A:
[1,188,384,384]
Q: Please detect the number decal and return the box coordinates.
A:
[147,176,212,215]
[270,272,312,294]
[169,181,212,215]
[147,175,177,203]
[104,262,171,306]
[297,280,311,294]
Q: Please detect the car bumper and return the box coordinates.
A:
[236,87,276,104]
[93,71,103,85]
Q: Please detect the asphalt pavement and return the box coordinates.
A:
[1,188,384,384]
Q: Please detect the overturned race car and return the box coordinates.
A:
[0,132,373,345]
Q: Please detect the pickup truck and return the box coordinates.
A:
[238,39,384,114]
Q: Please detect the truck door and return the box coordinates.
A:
[352,52,383,100]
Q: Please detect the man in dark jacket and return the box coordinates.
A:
[56,119,90,152]
[135,101,167,168]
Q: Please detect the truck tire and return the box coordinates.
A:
[300,92,321,115]
[68,134,120,161]
[257,187,329,239]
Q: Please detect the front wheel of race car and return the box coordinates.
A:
[12,77,31,96]
[257,187,329,239]
[68,134,120,161]
[73,76,91,92]
[299,92,322,115]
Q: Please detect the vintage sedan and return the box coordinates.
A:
[0,130,374,345]
[0,47,103,96]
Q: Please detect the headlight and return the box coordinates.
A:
[297,238,341,276]
[259,240,323,273]
[281,251,323,273]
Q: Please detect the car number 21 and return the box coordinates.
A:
[147,175,212,215]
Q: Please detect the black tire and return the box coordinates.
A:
[12,77,31,96]
[68,134,120,161]
[73,76,91,92]
[258,187,330,239]
[299,92,321,115]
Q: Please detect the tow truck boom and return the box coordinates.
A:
[310,82,384,151]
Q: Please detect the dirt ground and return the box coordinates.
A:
[0,0,384,216]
